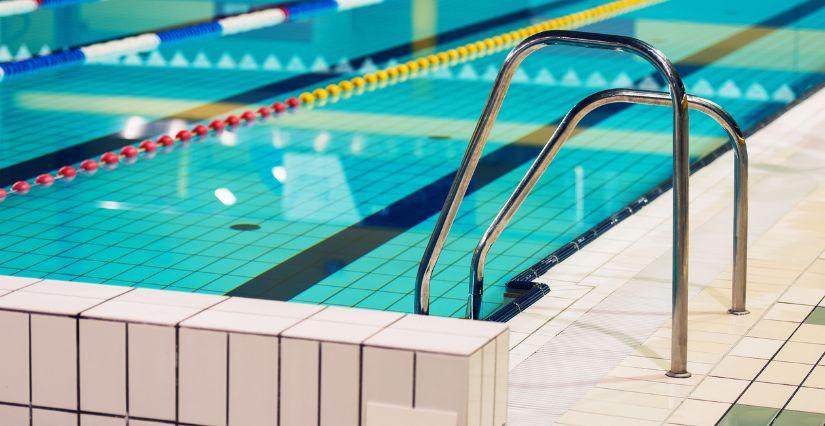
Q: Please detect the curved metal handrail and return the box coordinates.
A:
[470,88,748,323]
[414,30,691,377]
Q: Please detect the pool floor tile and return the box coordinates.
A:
[803,306,825,326]
[773,409,825,426]
[718,404,778,426]
[785,387,825,414]
[738,382,796,409]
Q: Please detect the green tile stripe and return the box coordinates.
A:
[717,292,825,425]
[803,306,825,326]
[720,404,825,426]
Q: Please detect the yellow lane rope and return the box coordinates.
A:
[297,0,666,106]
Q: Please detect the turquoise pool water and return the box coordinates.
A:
[0,0,823,318]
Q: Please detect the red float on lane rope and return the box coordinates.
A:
[139,140,158,153]
[35,174,54,186]
[176,130,192,141]
[0,188,6,199]
[157,135,174,147]
[11,181,30,193]
[121,146,139,158]
[100,152,119,165]
[209,120,225,131]
[58,166,77,178]
[225,115,241,126]
[192,124,209,136]
[11,91,320,197]
[80,160,99,172]
[241,110,256,122]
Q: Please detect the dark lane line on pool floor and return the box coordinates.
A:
[229,0,825,303]
[0,0,583,187]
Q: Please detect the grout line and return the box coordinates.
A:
[125,323,130,422]
[75,316,80,426]
[766,294,825,425]
[358,344,364,426]
[707,291,825,424]
[276,336,282,426]
[317,341,322,425]
[411,351,417,408]
[225,332,230,426]
[175,326,180,425]
[27,313,32,426]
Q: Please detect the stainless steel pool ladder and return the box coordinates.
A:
[414,30,749,378]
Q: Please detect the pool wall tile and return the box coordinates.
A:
[365,401,459,426]
[480,342,496,425]
[129,421,168,426]
[182,309,300,335]
[0,291,107,316]
[0,276,39,292]
[280,337,320,426]
[80,413,127,426]
[31,314,77,410]
[178,327,227,426]
[79,319,126,415]
[24,280,130,300]
[127,323,176,421]
[0,403,28,426]
[129,419,169,426]
[494,332,509,425]
[391,315,507,339]
[228,333,279,426]
[211,296,324,319]
[361,347,414,420]
[0,311,29,405]
[320,342,361,426]
[415,351,483,426]
[310,305,403,326]
[32,408,76,425]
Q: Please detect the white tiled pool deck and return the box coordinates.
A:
[505,86,825,425]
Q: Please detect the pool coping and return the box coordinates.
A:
[0,278,509,426]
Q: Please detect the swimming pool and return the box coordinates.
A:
[0,0,823,319]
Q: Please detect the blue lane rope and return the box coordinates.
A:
[0,0,382,81]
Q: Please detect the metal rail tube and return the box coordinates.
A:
[470,89,748,327]
[414,30,690,376]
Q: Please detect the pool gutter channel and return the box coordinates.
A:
[488,78,825,323]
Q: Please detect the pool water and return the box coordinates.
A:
[0,0,823,318]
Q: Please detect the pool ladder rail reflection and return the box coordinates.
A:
[415,30,749,379]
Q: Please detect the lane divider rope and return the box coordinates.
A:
[0,0,104,18]
[0,0,663,200]
[0,0,382,81]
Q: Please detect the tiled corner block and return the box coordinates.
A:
[0,279,510,426]
[0,280,132,412]
[364,315,509,426]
